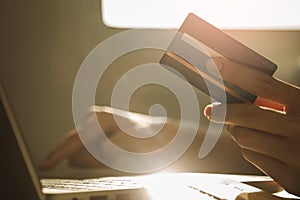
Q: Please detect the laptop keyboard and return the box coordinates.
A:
[41,177,143,192]
[187,185,223,200]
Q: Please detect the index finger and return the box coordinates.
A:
[39,128,83,171]
[207,57,300,110]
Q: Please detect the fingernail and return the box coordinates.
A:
[206,58,223,76]
[227,124,233,132]
[204,105,212,120]
[204,102,221,120]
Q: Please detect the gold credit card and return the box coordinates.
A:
[160,13,278,103]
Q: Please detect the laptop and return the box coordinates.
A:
[3,81,300,200]
[0,82,152,200]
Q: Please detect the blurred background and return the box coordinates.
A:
[1,0,300,179]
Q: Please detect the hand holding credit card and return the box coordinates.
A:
[160,13,278,103]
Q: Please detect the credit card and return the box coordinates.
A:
[160,13,278,103]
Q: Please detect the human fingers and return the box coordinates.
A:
[204,103,298,137]
[236,191,283,200]
[206,57,300,112]
[241,149,300,196]
[227,126,300,168]
[228,126,287,160]
[67,147,107,169]
[39,128,82,171]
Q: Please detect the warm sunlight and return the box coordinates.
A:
[136,173,264,200]
[102,0,300,29]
